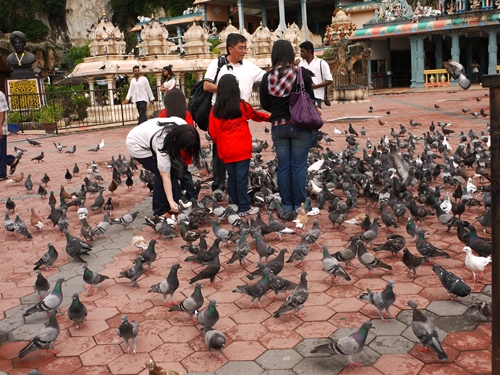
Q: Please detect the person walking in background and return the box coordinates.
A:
[126,65,155,125]
[259,40,316,214]
[126,90,200,216]
[0,91,9,180]
[204,33,266,192]
[209,75,270,217]
[158,88,198,203]
[160,65,176,101]
[471,60,480,84]
[297,41,332,148]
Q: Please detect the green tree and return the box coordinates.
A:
[66,44,90,68]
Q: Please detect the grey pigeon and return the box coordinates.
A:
[34,270,50,300]
[350,218,380,248]
[83,264,109,295]
[64,229,92,263]
[416,233,451,261]
[356,240,393,276]
[23,278,64,317]
[304,219,321,245]
[322,245,351,283]
[189,249,222,287]
[212,220,233,243]
[332,238,358,268]
[18,310,60,358]
[203,327,226,359]
[33,243,58,270]
[111,211,139,229]
[269,270,297,300]
[432,265,471,301]
[267,210,287,241]
[135,239,157,271]
[402,248,426,278]
[373,234,406,257]
[118,256,145,287]
[310,321,375,369]
[233,268,271,309]
[227,231,250,266]
[273,271,308,318]
[117,314,139,354]
[359,280,396,322]
[196,299,220,329]
[4,213,15,234]
[407,300,448,360]
[25,173,33,192]
[91,213,111,238]
[247,248,288,280]
[148,263,181,306]
[169,282,204,321]
[286,234,310,267]
[253,232,275,263]
[156,217,178,242]
[406,216,428,241]
[80,218,94,242]
[380,202,399,231]
[14,213,32,239]
[67,293,88,330]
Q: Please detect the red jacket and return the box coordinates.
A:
[158,109,194,164]
[209,100,270,164]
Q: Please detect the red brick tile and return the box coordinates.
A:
[108,352,152,375]
[262,314,302,331]
[373,354,424,375]
[418,363,472,375]
[298,305,334,321]
[444,331,491,351]
[295,321,336,338]
[149,343,193,362]
[70,365,112,375]
[181,351,227,372]
[231,307,271,324]
[328,297,366,312]
[37,356,82,375]
[79,345,123,366]
[159,325,201,343]
[56,337,96,357]
[338,366,383,375]
[69,320,109,337]
[223,340,267,360]
[226,323,269,341]
[455,350,491,374]
[409,343,458,363]
[329,312,370,328]
[259,331,303,349]
[324,285,363,298]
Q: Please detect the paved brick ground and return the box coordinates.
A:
[0,84,492,375]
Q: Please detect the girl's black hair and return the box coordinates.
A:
[213,75,242,120]
[271,40,296,69]
[163,88,186,118]
[161,64,174,84]
[160,125,201,166]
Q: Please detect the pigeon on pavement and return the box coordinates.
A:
[111,211,139,229]
[416,233,451,261]
[148,263,181,306]
[227,231,250,266]
[356,240,393,276]
[373,234,406,256]
[273,271,308,318]
[203,327,226,360]
[432,265,471,301]
[169,282,204,321]
[67,293,87,330]
[83,264,109,295]
[195,299,219,329]
[23,278,64,317]
[359,280,396,322]
[286,235,310,267]
[189,249,222,287]
[233,268,271,309]
[117,314,139,353]
[118,256,145,287]
[401,248,426,278]
[322,244,351,283]
[246,248,287,280]
[18,310,60,358]
[34,270,50,300]
[463,246,491,282]
[33,243,58,270]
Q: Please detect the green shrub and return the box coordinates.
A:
[7,111,21,124]
[11,18,49,42]
[35,103,63,123]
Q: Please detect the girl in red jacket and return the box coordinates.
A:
[209,74,270,217]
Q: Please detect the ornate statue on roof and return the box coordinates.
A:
[88,12,126,56]
[367,0,413,23]
[137,17,173,55]
[323,7,356,44]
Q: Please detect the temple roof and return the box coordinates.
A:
[350,11,500,40]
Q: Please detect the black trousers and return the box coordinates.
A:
[211,142,226,191]
[136,101,148,125]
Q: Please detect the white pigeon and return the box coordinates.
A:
[309,180,322,195]
[98,139,105,149]
[131,227,148,250]
[439,192,452,214]
[333,126,342,136]
[307,158,324,173]
[463,246,491,282]
[442,136,451,151]
[466,178,477,194]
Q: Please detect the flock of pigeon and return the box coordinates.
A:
[1,91,493,374]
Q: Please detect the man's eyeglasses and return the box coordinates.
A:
[231,46,248,51]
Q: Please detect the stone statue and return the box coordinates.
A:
[6,31,36,78]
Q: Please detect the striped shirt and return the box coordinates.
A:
[0,91,8,135]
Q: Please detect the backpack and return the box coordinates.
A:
[188,56,226,131]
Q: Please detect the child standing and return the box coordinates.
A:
[209,75,270,216]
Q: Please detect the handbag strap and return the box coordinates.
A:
[296,67,305,91]
[149,121,177,159]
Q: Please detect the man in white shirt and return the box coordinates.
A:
[203,33,265,191]
[126,65,155,125]
[297,41,333,148]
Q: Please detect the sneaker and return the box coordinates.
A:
[9,157,19,175]
[238,206,259,217]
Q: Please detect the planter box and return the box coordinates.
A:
[42,122,56,134]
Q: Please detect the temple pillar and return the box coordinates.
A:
[179,72,186,93]
[177,26,184,47]
[278,0,286,37]
[488,29,498,74]
[237,0,245,33]
[261,0,268,27]
[105,74,115,108]
[300,0,308,41]
[88,80,95,106]
[450,32,460,86]
[387,39,392,87]
[366,40,373,89]
[155,73,162,105]
[410,35,425,88]
[435,37,443,69]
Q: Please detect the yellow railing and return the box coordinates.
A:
[423,69,451,87]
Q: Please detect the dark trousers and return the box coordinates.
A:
[225,159,251,213]
[172,170,198,202]
[0,134,6,178]
[134,156,171,216]
[310,99,322,148]
[211,143,226,191]
[136,101,148,125]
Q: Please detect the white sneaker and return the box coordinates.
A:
[238,207,259,217]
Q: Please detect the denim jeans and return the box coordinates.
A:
[134,156,171,216]
[136,101,148,125]
[271,124,312,212]
[211,142,226,191]
[0,134,6,178]
[309,99,322,147]
[172,170,198,202]
[225,159,251,213]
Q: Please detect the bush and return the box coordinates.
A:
[66,45,91,69]
[7,111,21,124]
[11,18,49,42]
[35,103,63,123]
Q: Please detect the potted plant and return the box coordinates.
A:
[7,111,21,134]
[35,103,63,134]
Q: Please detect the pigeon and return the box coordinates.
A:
[91,213,111,238]
[41,173,50,186]
[359,280,396,322]
[332,238,358,269]
[406,217,428,241]
[473,301,492,328]
[321,244,351,283]
[268,270,297,300]
[466,225,491,257]
[80,217,94,242]
[195,299,219,329]
[351,218,380,248]
[416,233,451,261]
[169,282,204,321]
[189,249,222,287]
[310,321,375,369]
[380,202,399,231]
[356,240,393,276]
[273,271,308,318]
[5,197,15,212]
[26,138,42,147]
[37,184,47,199]
[247,248,287,280]
[227,231,250,266]
[432,265,471,301]
[88,144,100,152]
[212,220,233,243]
[25,174,33,192]
[203,327,226,360]
[31,151,44,162]
[34,243,58,270]
[148,263,181,306]
[117,314,139,354]
[64,229,92,263]
[65,145,76,154]
[23,278,64,316]
[233,268,271,309]
[90,190,105,212]
[286,234,310,267]
[348,123,358,136]
[304,219,321,246]
[118,256,145,287]
[373,234,406,257]
[443,59,471,90]
[111,211,139,229]
[136,239,158,271]
[83,264,109,295]
[253,232,275,263]
[143,359,186,375]
[463,246,491,282]
[407,300,448,360]
[266,210,288,241]
[67,293,88,330]
[18,310,60,358]
[402,248,426,278]
[14,213,32,239]
[34,270,50,300]
[131,227,148,250]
